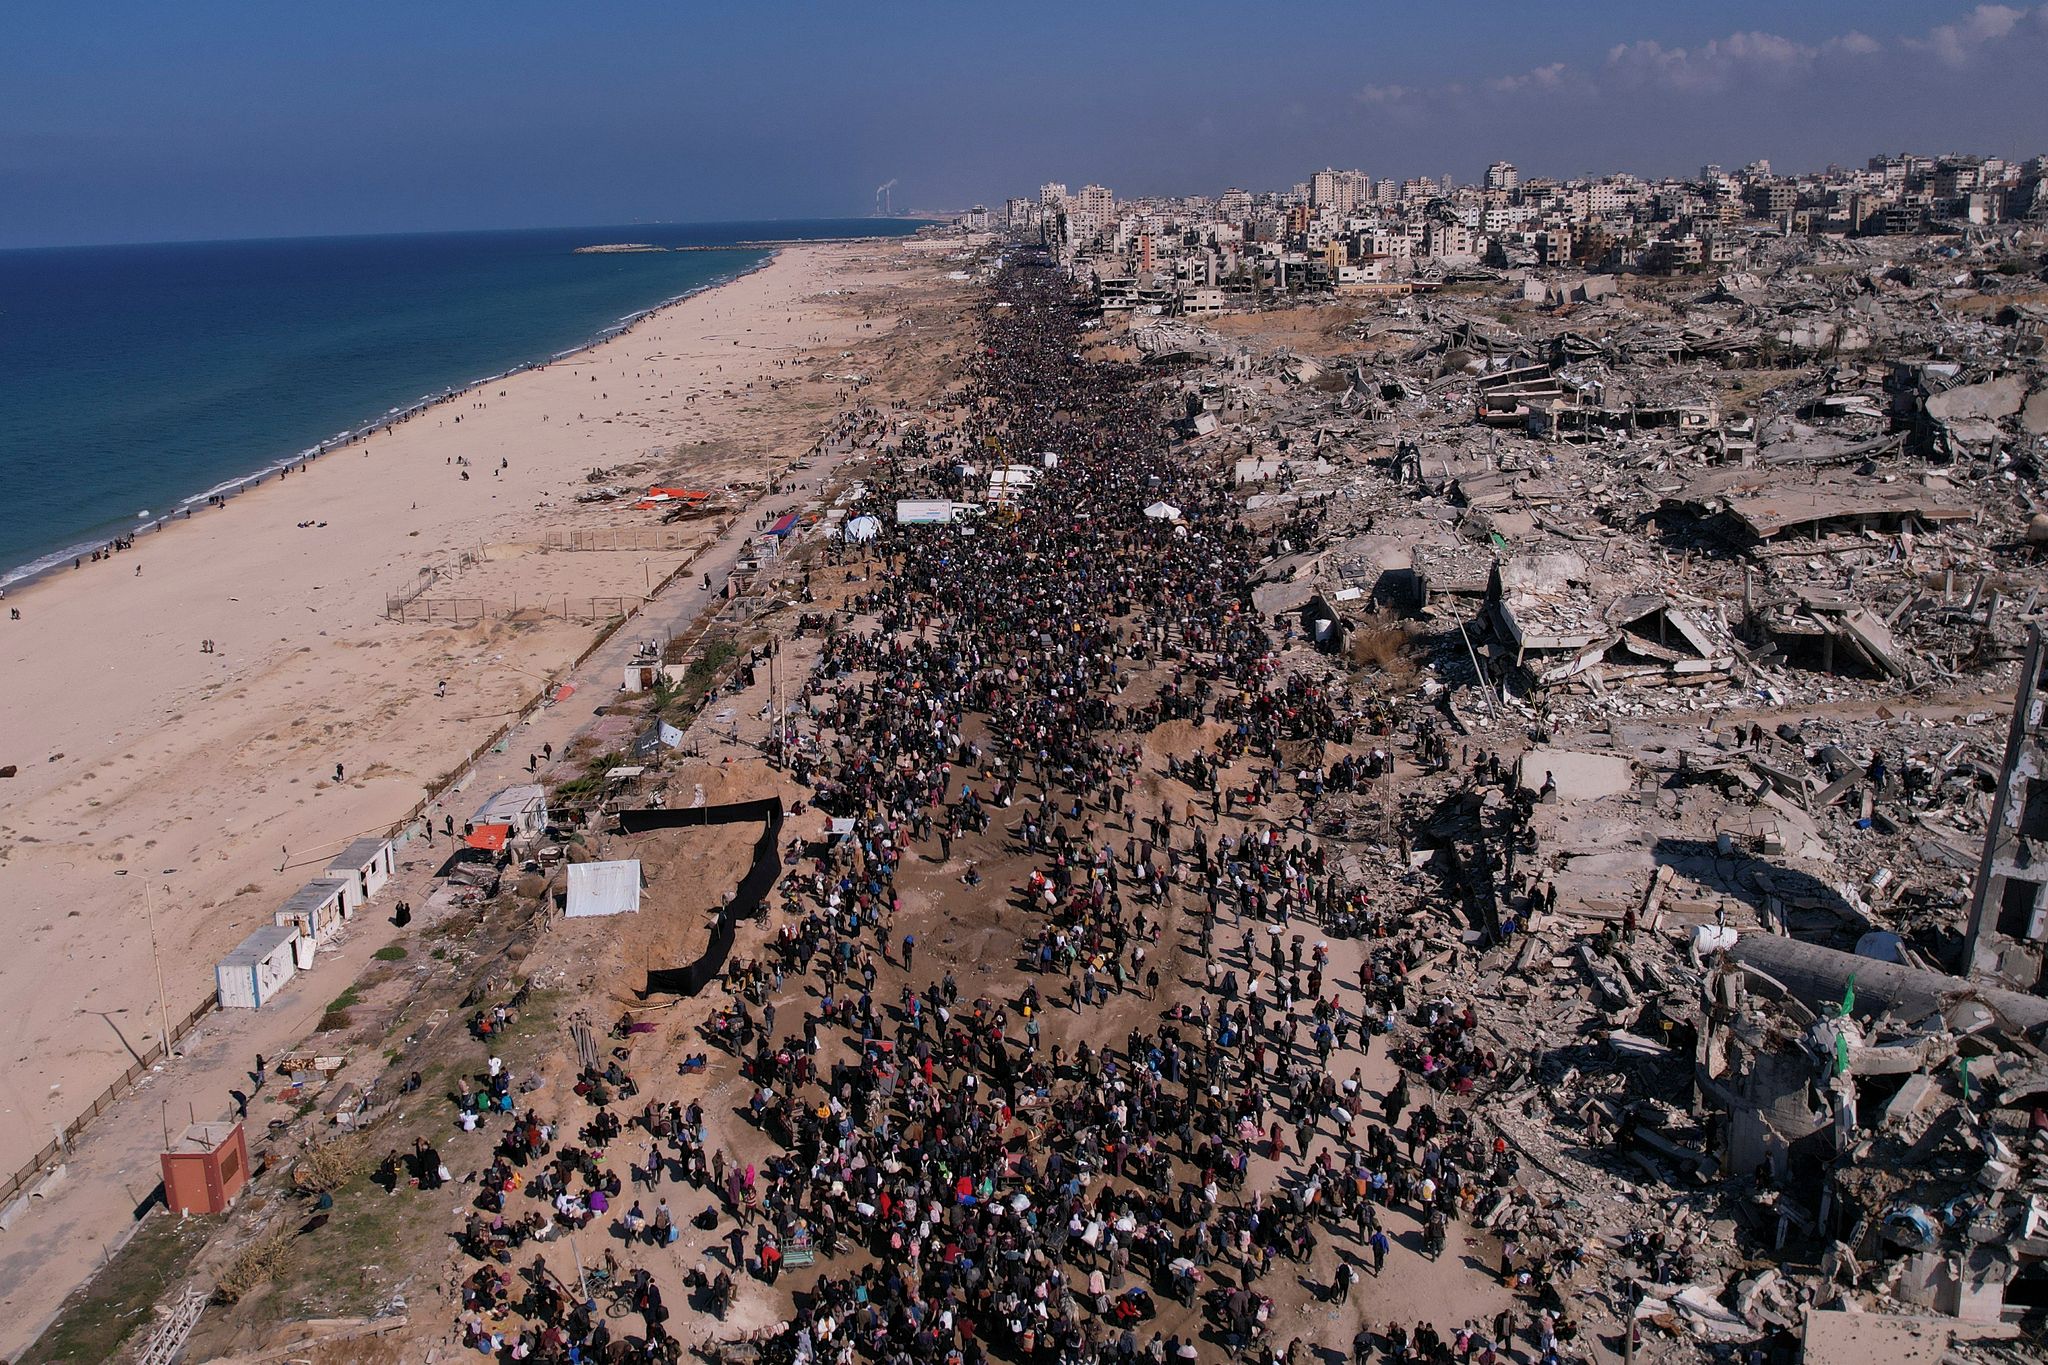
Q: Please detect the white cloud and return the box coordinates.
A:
[1349,5,2039,134]
[1489,62,1571,95]
[1604,30,1832,93]
[1351,83,1417,105]
[1354,84,1414,107]
[1909,4,2048,65]
[1822,30,1883,58]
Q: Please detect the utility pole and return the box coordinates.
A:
[143,881,173,1062]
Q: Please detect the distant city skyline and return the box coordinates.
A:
[4,1,2046,249]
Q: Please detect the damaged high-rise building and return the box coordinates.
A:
[1968,625,2048,995]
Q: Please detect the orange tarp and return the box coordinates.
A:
[466,823,511,851]
[632,487,712,510]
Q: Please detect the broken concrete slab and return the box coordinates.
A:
[1798,1308,2018,1365]
[1517,748,1634,802]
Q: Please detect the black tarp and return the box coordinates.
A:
[623,798,784,998]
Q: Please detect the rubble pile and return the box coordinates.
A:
[1145,228,2048,1354]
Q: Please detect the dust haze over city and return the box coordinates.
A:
[4,5,2048,1365]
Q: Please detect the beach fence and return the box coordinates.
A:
[383,549,486,619]
[0,993,219,1212]
[562,596,632,623]
[385,596,490,626]
[542,526,694,552]
[381,596,637,625]
[381,531,692,620]
[382,512,742,838]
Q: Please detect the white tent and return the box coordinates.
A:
[1143,501,1182,521]
[565,859,642,918]
[844,514,882,543]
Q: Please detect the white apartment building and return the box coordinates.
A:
[1482,203,1536,234]
[1310,168,1369,214]
[1361,228,1415,260]
[1424,220,1479,260]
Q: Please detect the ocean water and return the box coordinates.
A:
[0,218,928,584]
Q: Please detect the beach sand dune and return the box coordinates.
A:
[0,238,948,1174]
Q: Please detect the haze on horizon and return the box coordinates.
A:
[3,0,2046,250]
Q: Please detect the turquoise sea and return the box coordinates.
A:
[0,219,928,584]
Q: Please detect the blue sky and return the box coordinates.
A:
[2,1,2045,247]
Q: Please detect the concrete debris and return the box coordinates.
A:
[1115,219,2048,1359]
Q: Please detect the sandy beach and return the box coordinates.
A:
[0,235,959,1178]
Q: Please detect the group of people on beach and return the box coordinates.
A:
[435,255,1608,1365]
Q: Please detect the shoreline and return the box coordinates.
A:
[0,251,781,594]
[0,230,977,1360]
[0,234,963,1183]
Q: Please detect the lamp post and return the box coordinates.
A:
[142,880,173,1062]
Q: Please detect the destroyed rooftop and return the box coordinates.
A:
[1124,225,2048,1349]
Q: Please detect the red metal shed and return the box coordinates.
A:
[160,1121,250,1215]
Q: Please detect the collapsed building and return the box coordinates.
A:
[1140,223,2048,1356]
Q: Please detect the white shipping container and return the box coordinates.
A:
[895,499,967,525]
[216,924,301,1009]
[324,836,395,907]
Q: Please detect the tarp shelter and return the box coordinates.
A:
[274,877,352,942]
[472,784,548,838]
[467,823,511,852]
[1143,501,1182,521]
[766,513,800,538]
[632,487,711,511]
[566,860,643,918]
[324,837,394,908]
[161,1122,249,1215]
[844,515,881,543]
[621,797,784,998]
[217,924,299,1009]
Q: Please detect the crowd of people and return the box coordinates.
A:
[438,255,1587,1365]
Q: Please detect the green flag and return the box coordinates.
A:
[1841,972,1856,1019]
[1834,1031,1850,1078]
[1959,1057,1971,1103]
